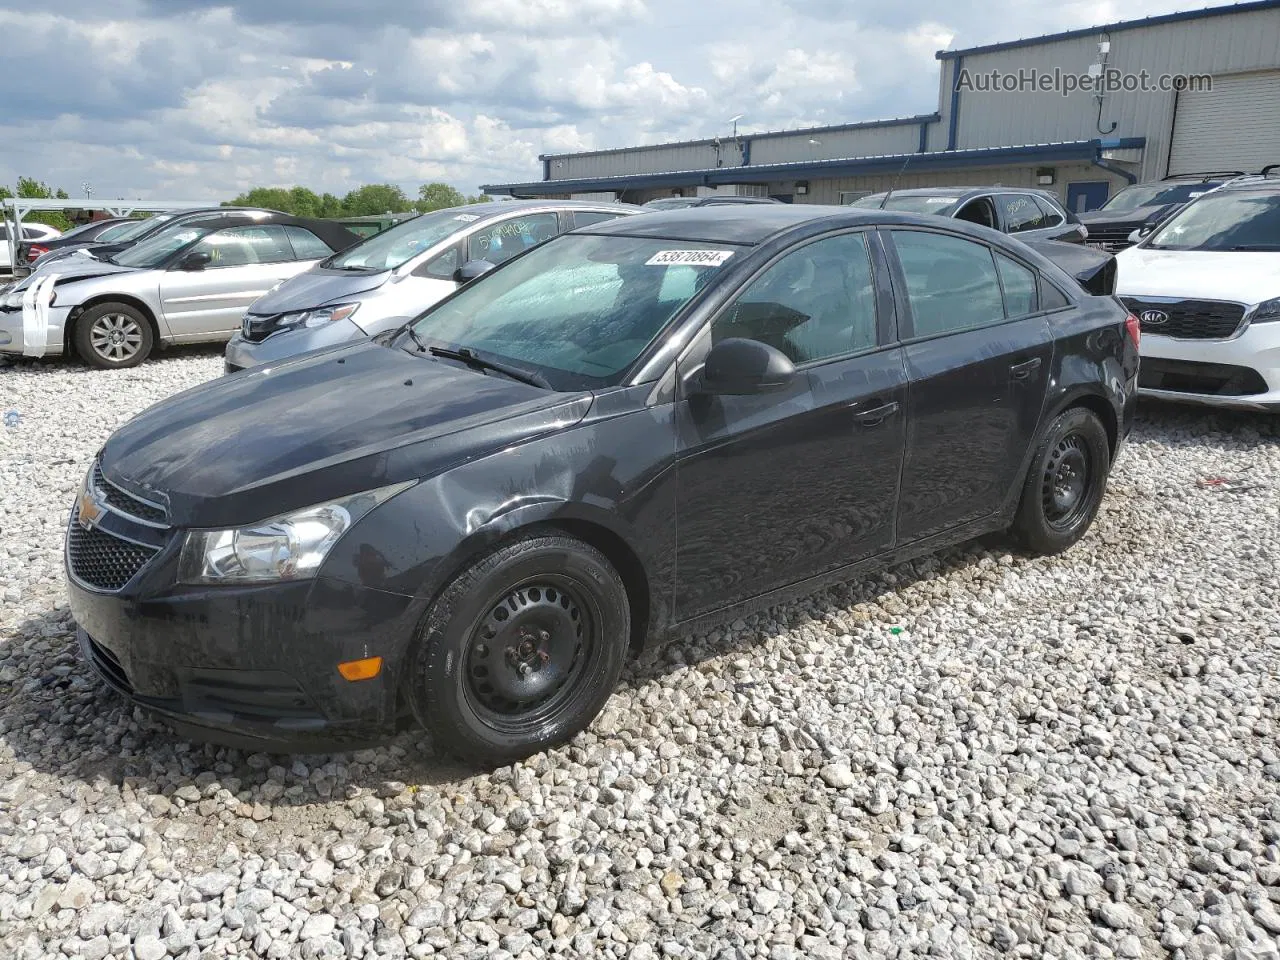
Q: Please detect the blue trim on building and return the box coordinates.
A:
[937,0,1280,60]
[946,57,963,151]
[483,138,1147,196]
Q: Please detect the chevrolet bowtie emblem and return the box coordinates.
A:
[77,486,106,531]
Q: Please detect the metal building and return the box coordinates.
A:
[483,0,1280,211]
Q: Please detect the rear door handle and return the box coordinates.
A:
[854,400,900,427]
[1010,357,1043,381]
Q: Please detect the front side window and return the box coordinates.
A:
[468,214,560,265]
[712,232,878,363]
[1145,190,1280,251]
[891,230,1005,337]
[408,234,738,386]
[188,225,293,267]
[996,253,1038,317]
[283,226,334,260]
[999,194,1047,233]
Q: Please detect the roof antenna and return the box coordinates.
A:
[880,152,914,209]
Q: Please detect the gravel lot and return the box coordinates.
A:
[1,349,1278,960]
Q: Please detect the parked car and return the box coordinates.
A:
[223,200,643,372]
[0,211,359,367]
[22,210,213,276]
[15,217,133,271]
[642,196,782,209]
[1115,169,1280,411]
[851,187,1087,244]
[1077,171,1241,252]
[68,204,1137,761]
[1,221,61,272]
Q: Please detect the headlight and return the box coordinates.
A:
[178,481,413,584]
[1251,297,1280,324]
[4,289,24,308]
[279,302,360,333]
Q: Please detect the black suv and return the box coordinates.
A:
[1077,171,1242,252]
[68,205,1137,762]
[852,187,1086,244]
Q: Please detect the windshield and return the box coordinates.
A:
[1101,182,1210,213]
[111,226,209,268]
[327,208,478,271]
[851,195,959,215]
[1145,190,1280,251]
[407,234,739,388]
[643,198,700,209]
[105,215,173,244]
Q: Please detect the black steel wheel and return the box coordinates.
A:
[1012,407,1111,555]
[409,534,629,764]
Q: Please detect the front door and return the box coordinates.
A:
[1066,181,1111,214]
[885,229,1054,543]
[158,225,312,340]
[674,230,907,621]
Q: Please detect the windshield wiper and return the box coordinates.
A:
[403,324,429,353]
[427,345,552,389]
[1228,244,1280,251]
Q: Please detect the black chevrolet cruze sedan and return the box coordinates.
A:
[67,205,1139,763]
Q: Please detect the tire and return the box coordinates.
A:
[1011,407,1111,555]
[408,534,630,765]
[74,302,154,369]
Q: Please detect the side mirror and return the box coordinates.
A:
[454,259,496,283]
[699,337,796,395]
[178,251,212,271]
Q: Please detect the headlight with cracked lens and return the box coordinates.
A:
[280,302,360,333]
[1250,297,1280,324]
[178,481,414,584]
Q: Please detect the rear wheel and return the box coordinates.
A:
[1011,407,1111,555]
[408,534,629,764]
[74,302,154,369]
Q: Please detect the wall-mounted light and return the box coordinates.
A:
[1036,167,1056,186]
[795,181,810,195]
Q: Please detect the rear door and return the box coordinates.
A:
[158,225,307,340]
[885,228,1054,543]
[673,230,907,620]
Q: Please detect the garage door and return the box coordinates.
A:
[1169,70,1280,175]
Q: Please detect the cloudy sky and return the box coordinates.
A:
[2,0,1205,200]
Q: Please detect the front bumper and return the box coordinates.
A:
[1139,322,1280,412]
[69,573,420,752]
[0,298,70,357]
[224,319,366,374]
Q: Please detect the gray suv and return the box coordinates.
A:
[223,200,643,372]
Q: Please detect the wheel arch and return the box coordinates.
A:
[1046,387,1119,461]
[64,294,162,358]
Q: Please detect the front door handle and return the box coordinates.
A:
[1010,357,1043,381]
[854,400,900,427]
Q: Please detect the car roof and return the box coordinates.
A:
[1212,176,1280,193]
[161,209,361,249]
[472,199,644,212]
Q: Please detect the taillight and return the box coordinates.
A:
[1124,314,1141,349]
[27,245,48,261]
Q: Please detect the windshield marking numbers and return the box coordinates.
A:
[645,250,735,267]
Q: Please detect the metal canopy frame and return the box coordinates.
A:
[2,198,220,274]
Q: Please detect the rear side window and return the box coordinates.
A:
[713,232,878,363]
[469,213,560,265]
[284,226,334,260]
[1033,196,1066,228]
[995,254,1038,317]
[891,230,1005,337]
[572,211,625,228]
[1040,279,1070,310]
[999,194,1047,233]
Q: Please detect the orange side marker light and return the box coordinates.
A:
[338,656,383,681]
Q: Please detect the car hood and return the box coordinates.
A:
[247,267,390,316]
[1078,203,1177,228]
[13,259,137,291]
[99,340,593,528]
[1115,246,1280,304]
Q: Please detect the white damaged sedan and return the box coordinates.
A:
[0,210,357,368]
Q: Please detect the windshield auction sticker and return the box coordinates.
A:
[645,250,735,266]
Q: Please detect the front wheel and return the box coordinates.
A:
[1011,407,1111,555]
[408,534,630,764]
[74,303,154,369]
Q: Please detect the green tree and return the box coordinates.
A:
[7,177,72,230]
[415,182,466,212]
[468,193,493,204]
[318,192,345,218]
[341,183,412,217]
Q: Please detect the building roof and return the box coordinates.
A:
[936,0,1280,60]
[484,138,1146,197]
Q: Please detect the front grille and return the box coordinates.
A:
[1121,298,1247,340]
[1085,226,1136,252]
[93,463,167,525]
[242,314,278,343]
[68,507,160,591]
[1138,358,1268,397]
[85,637,133,693]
